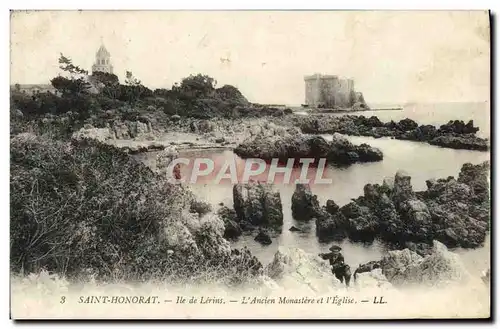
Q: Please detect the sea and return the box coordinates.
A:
[177,102,491,276]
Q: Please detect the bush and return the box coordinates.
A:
[10,134,187,278]
[215,85,249,105]
[10,90,100,119]
[10,134,262,284]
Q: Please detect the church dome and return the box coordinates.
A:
[96,44,110,57]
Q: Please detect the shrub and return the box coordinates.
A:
[11,134,189,278]
[10,134,262,284]
[215,85,249,105]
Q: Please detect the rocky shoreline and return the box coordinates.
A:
[234,132,383,166]
[298,114,489,151]
[288,161,490,251]
[352,240,473,288]
[63,111,491,288]
[70,110,489,157]
[217,182,283,245]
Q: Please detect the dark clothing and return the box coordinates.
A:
[319,252,345,269]
[319,252,351,286]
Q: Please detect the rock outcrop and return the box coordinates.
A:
[234,132,383,166]
[161,208,265,284]
[351,241,471,288]
[162,211,230,260]
[111,120,154,140]
[72,120,164,154]
[217,206,242,240]
[291,184,323,221]
[232,182,284,231]
[299,115,489,151]
[313,161,490,249]
[265,247,344,292]
[353,268,393,290]
[380,241,472,287]
[254,229,272,245]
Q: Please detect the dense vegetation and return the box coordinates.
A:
[11,54,260,121]
[10,54,264,284]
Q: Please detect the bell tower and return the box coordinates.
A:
[92,39,113,74]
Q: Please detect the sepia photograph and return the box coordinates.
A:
[9,10,491,320]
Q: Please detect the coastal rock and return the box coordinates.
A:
[396,118,419,131]
[217,206,242,240]
[233,182,284,230]
[429,135,489,151]
[399,199,431,226]
[315,212,349,242]
[291,184,322,221]
[340,202,379,241]
[325,199,340,214]
[355,143,384,162]
[353,260,382,280]
[380,248,423,283]
[352,102,368,112]
[254,230,272,245]
[108,120,154,140]
[230,247,264,278]
[198,120,215,133]
[193,214,232,261]
[265,247,343,292]
[457,161,490,201]
[314,161,490,249]
[354,269,393,290]
[381,240,471,287]
[72,127,113,142]
[392,170,415,205]
[400,124,438,141]
[224,219,242,240]
[112,121,130,139]
[162,221,201,258]
[438,120,480,135]
[298,114,489,151]
[215,137,225,143]
[234,132,383,165]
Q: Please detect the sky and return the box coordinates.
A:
[10,10,490,105]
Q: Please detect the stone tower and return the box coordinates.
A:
[92,42,113,74]
[304,73,357,108]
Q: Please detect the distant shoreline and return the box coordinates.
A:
[294,107,404,115]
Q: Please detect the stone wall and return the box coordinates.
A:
[304,74,358,108]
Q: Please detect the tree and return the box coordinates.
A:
[92,71,120,86]
[58,53,88,77]
[215,84,248,104]
[125,71,141,87]
[92,71,120,99]
[51,53,91,95]
[51,76,90,95]
[176,74,217,98]
[122,71,149,104]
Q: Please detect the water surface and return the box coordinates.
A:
[161,103,491,273]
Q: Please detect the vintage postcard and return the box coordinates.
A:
[9,10,491,320]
